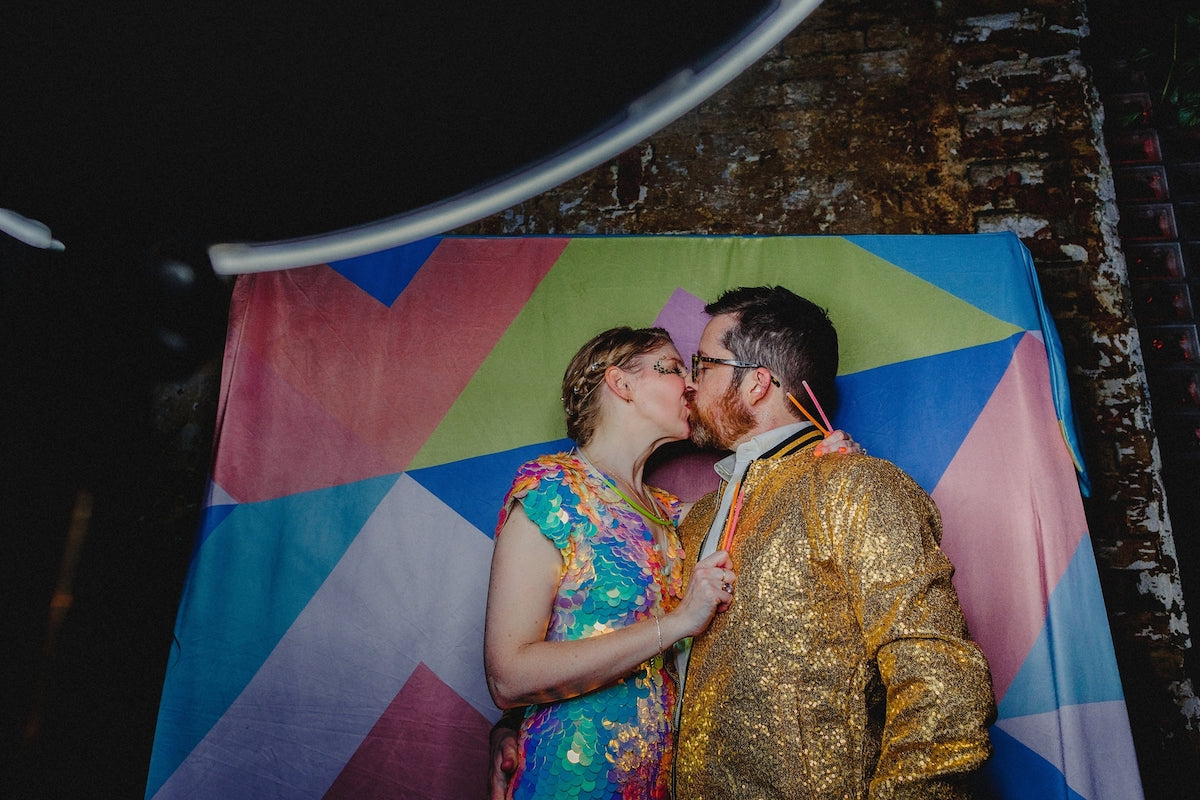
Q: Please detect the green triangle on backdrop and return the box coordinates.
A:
[409,237,1020,469]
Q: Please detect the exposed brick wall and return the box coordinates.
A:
[457,0,1200,794]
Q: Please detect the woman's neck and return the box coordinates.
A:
[578,429,678,532]
[577,435,651,493]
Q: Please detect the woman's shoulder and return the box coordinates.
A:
[504,452,593,507]
[499,452,594,542]
[513,451,587,484]
[645,484,683,519]
[499,450,588,537]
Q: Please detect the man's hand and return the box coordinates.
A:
[488,723,519,800]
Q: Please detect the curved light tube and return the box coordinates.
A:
[208,0,823,275]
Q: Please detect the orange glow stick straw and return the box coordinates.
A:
[718,485,744,552]
[787,392,829,437]
[802,380,834,433]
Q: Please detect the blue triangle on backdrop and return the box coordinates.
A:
[195,502,237,550]
[147,471,401,796]
[329,236,442,306]
[408,439,576,537]
[982,725,1084,800]
[835,334,1020,494]
[999,534,1127,719]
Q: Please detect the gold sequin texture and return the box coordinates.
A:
[676,445,996,799]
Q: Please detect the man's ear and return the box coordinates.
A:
[743,367,774,407]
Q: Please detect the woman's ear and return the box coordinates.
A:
[604,365,633,402]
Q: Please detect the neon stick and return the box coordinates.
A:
[719,486,744,552]
[802,380,834,433]
[787,392,829,437]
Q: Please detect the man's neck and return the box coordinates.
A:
[716,422,813,482]
[730,398,807,447]
[728,419,807,451]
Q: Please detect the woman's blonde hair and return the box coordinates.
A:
[562,326,673,445]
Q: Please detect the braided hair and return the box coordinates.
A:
[561,326,674,445]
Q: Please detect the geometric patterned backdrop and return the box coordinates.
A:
[146,233,1142,799]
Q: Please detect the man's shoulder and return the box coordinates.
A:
[774,449,924,494]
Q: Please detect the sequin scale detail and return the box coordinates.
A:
[496,454,685,799]
[676,445,996,800]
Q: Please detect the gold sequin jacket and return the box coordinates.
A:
[675,444,995,799]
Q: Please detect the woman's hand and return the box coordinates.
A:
[813,428,865,457]
[488,724,519,800]
[664,550,735,642]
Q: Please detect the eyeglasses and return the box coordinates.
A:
[691,353,781,386]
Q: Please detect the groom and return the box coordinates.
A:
[492,286,994,798]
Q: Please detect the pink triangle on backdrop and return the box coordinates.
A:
[323,662,493,800]
[643,287,724,501]
[932,333,1087,702]
[214,238,568,502]
[653,286,709,363]
[212,343,398,501]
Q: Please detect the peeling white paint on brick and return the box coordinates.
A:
[498,207,526,234]
[967,161,1046,186]
[1169,681,1200,727]
[977,213,1051,238]
[954,12,1039,43]
[857,50,907,77]
[782,187,812,211]
[957,54,1083,92]
[1060,243,1089,261]
[960,103,1056,136]
[1137,569,1186,612]
[1050,24,1088,39]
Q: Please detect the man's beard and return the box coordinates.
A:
[689,383,754,450]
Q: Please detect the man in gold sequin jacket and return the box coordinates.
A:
[674,286,995,799]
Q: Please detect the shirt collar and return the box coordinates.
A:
[714,421,815,483]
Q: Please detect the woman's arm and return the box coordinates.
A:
[484,504,732,709]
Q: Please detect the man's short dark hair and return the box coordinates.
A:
[705,286,839,421]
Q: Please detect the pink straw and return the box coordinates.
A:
[802,380,834,433]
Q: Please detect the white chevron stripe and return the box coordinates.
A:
[153,473,497,799]
[995,700,1144,800]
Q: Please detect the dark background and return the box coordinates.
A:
[1,4,778,798]
[3,3,774,249]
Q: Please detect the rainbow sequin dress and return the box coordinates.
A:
[496,453,685,799]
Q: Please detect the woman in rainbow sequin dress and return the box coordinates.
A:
[484,327,736,799]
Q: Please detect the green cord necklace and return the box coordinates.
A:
[603,477,674,528]
[577,449,675,528]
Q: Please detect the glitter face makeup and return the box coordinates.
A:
[653,358,685,376]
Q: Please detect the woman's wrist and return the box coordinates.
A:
[657,610,686,649]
